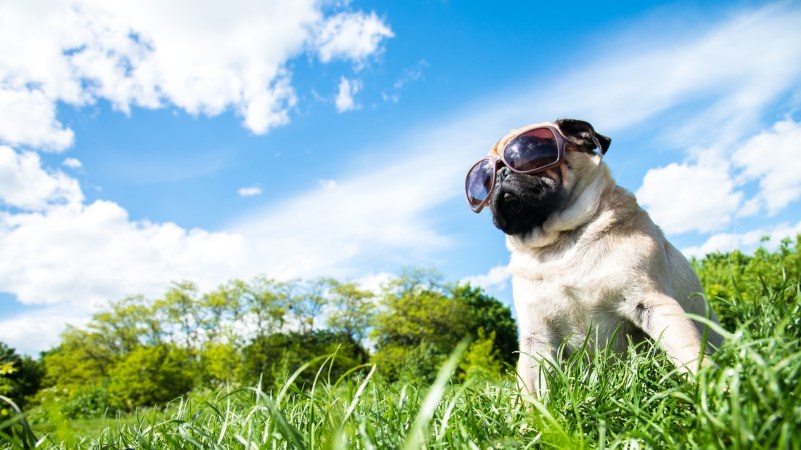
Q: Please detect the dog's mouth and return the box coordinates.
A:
[489,169,566,236]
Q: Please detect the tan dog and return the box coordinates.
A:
[465,119,723,397]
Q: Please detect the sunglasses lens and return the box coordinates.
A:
[466,159,495,210]
[503,127,559,172]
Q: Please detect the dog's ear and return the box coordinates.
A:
[556,119,611,155]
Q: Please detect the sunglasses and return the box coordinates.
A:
[465,125,603,213]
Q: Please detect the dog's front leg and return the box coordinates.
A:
[623,292,709,373]
[517,332,557,398]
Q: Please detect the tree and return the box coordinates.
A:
[371,269,469,381]
[325,279,375,344]
[40,327,117,394]
[241,330,368,389]
[0,342,43,412]
[200,342,241,386]
[200,281,245,345]
[451,283,518,367]
[458,328,504,382]
[371,269,518,382]
[107,344,196,410]
[244,276,291,340]
[153,281,202,349]
[288,278,329,335]
[90,295,162,352]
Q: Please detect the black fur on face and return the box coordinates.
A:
[489,166,567,236]
[555,118,612,154]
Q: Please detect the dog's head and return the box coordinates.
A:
[487,119,611,236]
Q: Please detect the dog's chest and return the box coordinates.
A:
[509,250,630,349]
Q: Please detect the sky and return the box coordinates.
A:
[1,0,801,355]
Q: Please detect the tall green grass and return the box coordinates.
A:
[3,277,800,449]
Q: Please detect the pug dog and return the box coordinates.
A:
[464,118,724,397]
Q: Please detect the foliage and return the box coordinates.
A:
[370,268,517,382]
[107,345,196,410]
[0,343,43,413]
[324,279,376,344]
[199,341,241,387]
[458,328,504,381]
[60,384,120,420]
[241,330,369,389]
[693,233,801,331]
[370,269,468,381]
[451,283,518,367]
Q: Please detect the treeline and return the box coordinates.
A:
[1,269,517,419]
[3,234,800,422]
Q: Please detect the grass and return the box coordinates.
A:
[3,278,800,449]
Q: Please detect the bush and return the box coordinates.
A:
[241,330,369,389]
[59,383,120,419]
[107,345,196,410]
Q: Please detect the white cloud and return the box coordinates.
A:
[0,199,247,306]
[238,186,263,197]
[461,265,510,292]
[0,1,393,148]
[62,157,82,169]
[335,77,362,112]
[0,87,75,151]
[314,11,394,65]
[0,306,90,356]
[318,179,338,191]
[636,160,743,234]
[0,146,83,210]
[732,119,801,215]
[636,117,801,235]
[682,220,801,259]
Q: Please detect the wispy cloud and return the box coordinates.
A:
[382,59,427,103]
[238,186,263,197]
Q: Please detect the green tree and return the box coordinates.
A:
[40,327,117,395]
[107,344,196,410]
[153,281,202,349]
[241,330,368,389]
[200,281,245,345]
[200,342,241,386]
[244,276,291,340]
[458,328,503,382]
[371,269,518,382]
[371,269,469,381]
[451,283,518,367]
[289,278,329,335]
[0,343,43,410]
[325,279,375,344]
[91,295,162,352]
[693,234,801,336]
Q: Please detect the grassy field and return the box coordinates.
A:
[3,274,800,449]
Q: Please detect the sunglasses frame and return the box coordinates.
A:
[465,125,591,213]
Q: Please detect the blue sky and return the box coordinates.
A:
[2,0,801,354]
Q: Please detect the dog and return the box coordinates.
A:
[464,118,724,397]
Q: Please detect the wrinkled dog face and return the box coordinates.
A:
[488,119,611,236]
